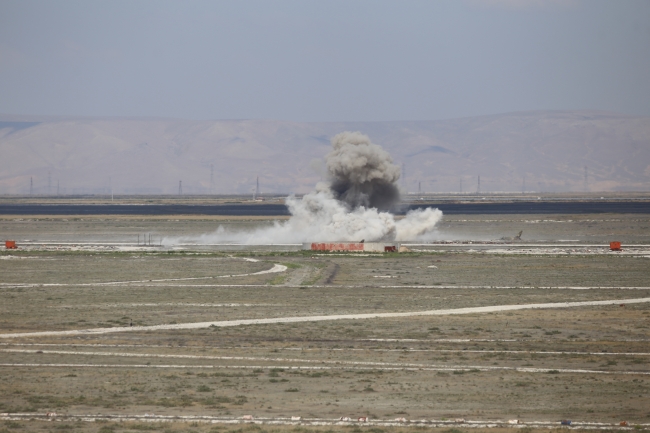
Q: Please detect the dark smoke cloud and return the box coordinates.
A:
[326,131,401,211]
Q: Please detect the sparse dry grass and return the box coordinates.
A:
[0,215,649,431]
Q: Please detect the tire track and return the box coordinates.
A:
[0,261,287,289]
[1,297,649,339]
[1,413,648,429]
[2,343,649,356]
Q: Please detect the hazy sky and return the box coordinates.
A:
[1,0,649,122]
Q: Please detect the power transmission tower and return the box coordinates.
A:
[210,164,214,194]
[178,180,182,195]
[254,176,260,200]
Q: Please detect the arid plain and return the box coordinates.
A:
[1,211,649,433]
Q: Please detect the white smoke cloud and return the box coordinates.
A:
[395,207,443,241]
[170,132,442,245]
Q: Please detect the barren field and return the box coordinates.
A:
[0,214,649,433]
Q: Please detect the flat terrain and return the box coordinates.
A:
[2,211,650,245]
[0,214,649,433]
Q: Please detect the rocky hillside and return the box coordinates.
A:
[1,111,649,195]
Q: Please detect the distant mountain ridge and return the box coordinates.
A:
[1,110,649,195]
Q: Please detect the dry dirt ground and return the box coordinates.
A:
[1,212,650,245]
[0,215,649,433]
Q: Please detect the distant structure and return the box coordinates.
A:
[30,177,33,195]
[48,171,52,195]
[460,177,463,193]
[402,163,406,189]
[303,242,400,253]
[500,230,523,242]
[584,166,588,192]
[109,176,113,201]
[178,180,182,195]
[254,176,260,200]
[522,174,526,193]
[57,180,60,196]
[418,181,421,195]
[210,164,214,194]
[477,175,481,193]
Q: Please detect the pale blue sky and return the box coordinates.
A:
[1,0,649,121]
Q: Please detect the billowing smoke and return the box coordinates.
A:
[327,131,401,210]
[170,132,442,244]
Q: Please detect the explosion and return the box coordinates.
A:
[176,131,442,244]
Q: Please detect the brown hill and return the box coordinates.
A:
[1,110,649,195]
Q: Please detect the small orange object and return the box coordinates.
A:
[620,421,629,427]
[609,241,621,251]
[5,240,17,249]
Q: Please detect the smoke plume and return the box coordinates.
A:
[327,131,401,210]
[170,132,442,244]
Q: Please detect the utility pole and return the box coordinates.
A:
[210,164,214,195]
[57,180,60,196]
[178,180,182,195]
[30,177,33,195]
[477,175,481,193]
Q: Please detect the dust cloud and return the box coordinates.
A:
[170,132,442,244]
